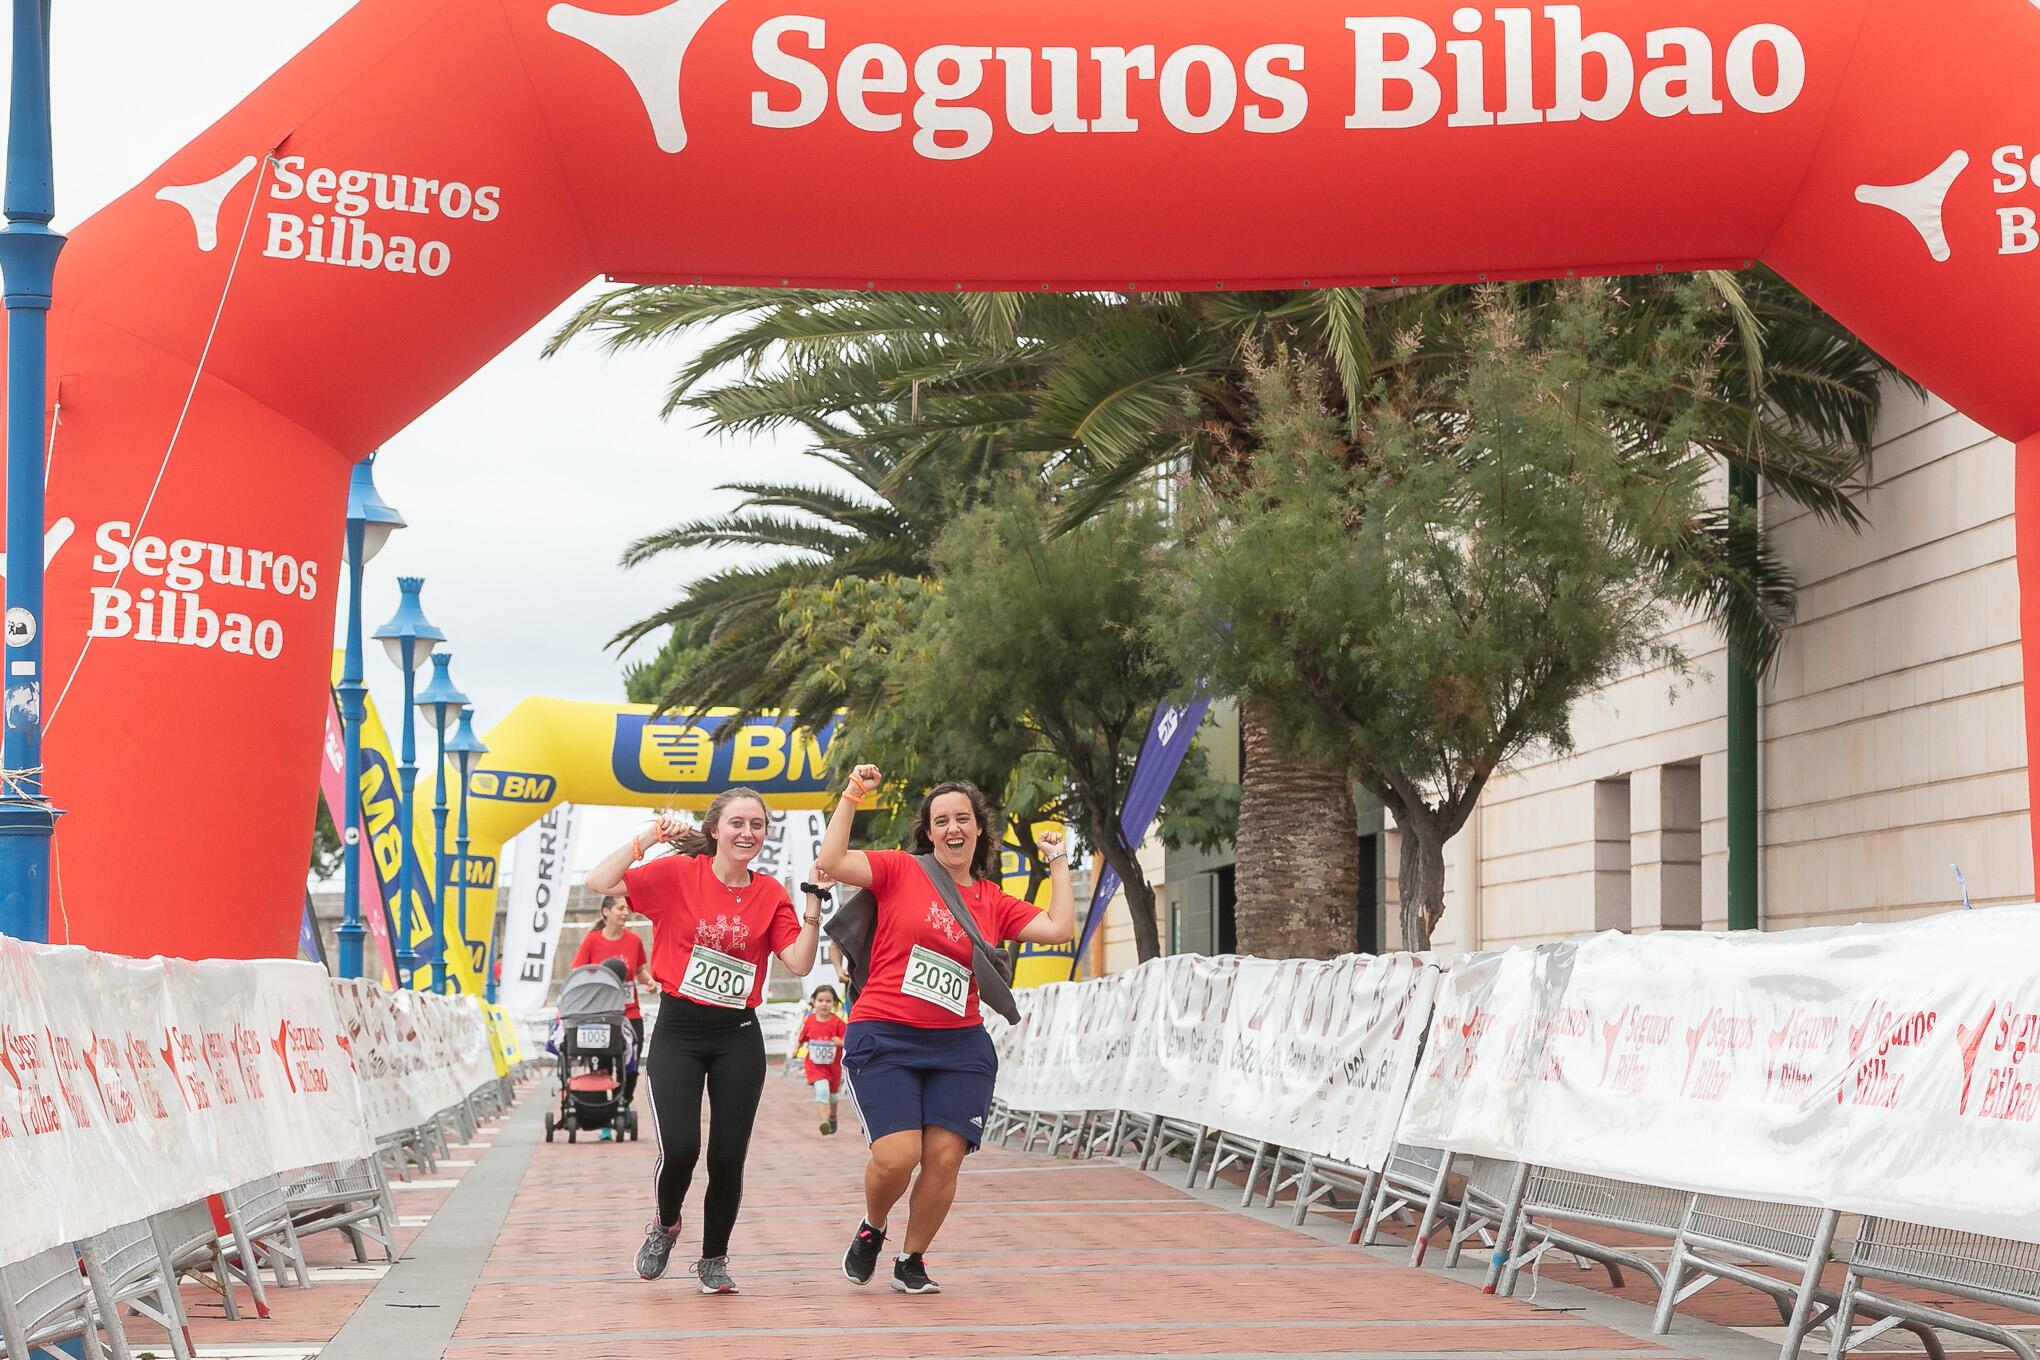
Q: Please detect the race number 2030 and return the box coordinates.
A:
[901,944,970,1016]
[678,943,757,1007]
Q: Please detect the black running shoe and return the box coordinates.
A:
[825,1118,838,1135]
[842,1219,886,1284]
[635,1221,678,1280]
[891,1253,939,1295]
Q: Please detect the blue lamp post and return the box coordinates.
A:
[0,0,68,943]
[415,652,467,992]
[372,578,441,989]
[446,707,488,999]
[337,456,404,980]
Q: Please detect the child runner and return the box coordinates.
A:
[584,790,823,1295]
[814,764,1074,1295]
[799,985,848,1133]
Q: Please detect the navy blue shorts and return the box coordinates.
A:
[842,1019,998,1150]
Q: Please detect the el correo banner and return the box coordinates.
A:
[1397,908,2040,1244]
[496,803,580,1017]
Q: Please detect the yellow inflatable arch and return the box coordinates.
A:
[354,692,1073,992]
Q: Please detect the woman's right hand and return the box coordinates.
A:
[647,812,688,846]
[848,763,882,794]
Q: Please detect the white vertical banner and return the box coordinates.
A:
[496,803,579,1017]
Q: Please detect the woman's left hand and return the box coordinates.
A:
[1037,830,1066,863]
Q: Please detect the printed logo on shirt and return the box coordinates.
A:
[694,913,751,955]
[924,902,967,948]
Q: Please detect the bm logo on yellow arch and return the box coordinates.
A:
[611,712,838,795]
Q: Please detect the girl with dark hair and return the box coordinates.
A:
[585,788,822,1294]
[814,764,1074,1295]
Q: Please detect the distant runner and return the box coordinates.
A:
[798,983,848,1134]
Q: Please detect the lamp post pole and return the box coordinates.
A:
[416,651,467,993]
[0,0,67,942]
[374,577,441,990]
[448,707,488,999]
[336,514,368,980]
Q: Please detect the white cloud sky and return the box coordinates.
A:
[4,2,854,868]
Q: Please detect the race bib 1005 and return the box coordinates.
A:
[677,944,757,1008]
[901,944,971,1017]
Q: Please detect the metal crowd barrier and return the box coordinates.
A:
[1828,1219,2038,1360]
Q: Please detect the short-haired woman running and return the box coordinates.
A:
[814,764,1074,1295]
[585,788,821,1294]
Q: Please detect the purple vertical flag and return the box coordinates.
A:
[1071,687,1212,977]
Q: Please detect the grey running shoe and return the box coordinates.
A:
[693,1255,738,1294]
[891,1253,939,1294]
[635,1221,678,1280]
[843,1219,886,1284]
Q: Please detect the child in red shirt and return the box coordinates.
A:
[798,985,849,1134]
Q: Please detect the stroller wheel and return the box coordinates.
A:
[544,1113,555,1143]
[568,1125,577,1143]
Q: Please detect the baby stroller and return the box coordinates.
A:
[545,958,641,1143]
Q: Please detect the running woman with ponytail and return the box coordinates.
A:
[815,764,1074,1295]
[585,789,821,1294]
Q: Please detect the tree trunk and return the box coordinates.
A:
[1396,815,1448,952]
[1234,703,1360,958]
[1089,802,1162,963]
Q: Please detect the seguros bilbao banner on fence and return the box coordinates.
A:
[992,949,1438,1172]
[1397,907,2040,1244]
[0,940,371,1264]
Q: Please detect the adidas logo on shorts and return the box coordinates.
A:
[970,1116,983,1128]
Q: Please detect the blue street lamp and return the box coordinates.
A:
[447,707,488,999]
[415,652,467,992]
[372,578,441,990]
[0,0,68,944]
[337,456,404,980]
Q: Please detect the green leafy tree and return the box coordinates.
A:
[309,799,342,882]
[889,482,1234,961]
[557,275,1894,957]
[622,627,702,705]
[1165,281,1809,951]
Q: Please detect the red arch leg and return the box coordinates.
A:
[2018,436,2040,882]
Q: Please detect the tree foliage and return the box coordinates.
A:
[1166,280,1779,948]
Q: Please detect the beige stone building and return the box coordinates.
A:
[1091,385,2032,970]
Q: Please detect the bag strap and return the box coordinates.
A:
[913,854,1001,958]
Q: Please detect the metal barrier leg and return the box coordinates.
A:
[1651,1196,1701,1334]
[1239,1143,1268,1207]
[1778,1210,1839,1360]
[1137,1114,1161,1170]
[1184,1127,1209,1188]
[1409,1153,1455,1267]
[1482,1163,1532,1294]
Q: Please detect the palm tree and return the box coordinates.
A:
[552,272,1900,957]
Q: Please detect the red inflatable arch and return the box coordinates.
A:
[9,0,2040,960]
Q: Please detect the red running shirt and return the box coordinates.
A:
[798,1012,848,1081]
[853,849,1041,1029]
[622,854,798,1009]
[570,928,649,1018]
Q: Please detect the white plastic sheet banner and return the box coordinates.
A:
[328,980,497,1139]
[0,939,370,1264]
[993,951,1439,1171]
[496,803,579,1017]
[1398,907,2040,1244]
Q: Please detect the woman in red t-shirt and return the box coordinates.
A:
[584,788,822,1295]
[814,764,1073,1295]
[569,898,653,1105]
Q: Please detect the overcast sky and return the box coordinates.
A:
[4,3,845,867]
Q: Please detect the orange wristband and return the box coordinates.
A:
[631,833,643,861]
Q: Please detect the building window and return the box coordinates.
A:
[1660,762,1702,930]
[1595,777,1633,933]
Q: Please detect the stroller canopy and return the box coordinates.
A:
[556,962,631,1021]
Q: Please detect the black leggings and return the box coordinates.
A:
[644,997,766,1258]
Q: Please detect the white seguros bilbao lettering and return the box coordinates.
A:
[87,520,318,660]
[264,156,504,278]
[751,7,1805,160]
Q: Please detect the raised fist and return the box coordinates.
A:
[850,763,882,791]
[1037,830,1066,860]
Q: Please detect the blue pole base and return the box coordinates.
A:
[0,798,61,942]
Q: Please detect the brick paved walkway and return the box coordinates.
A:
[130,1071,1807,1359]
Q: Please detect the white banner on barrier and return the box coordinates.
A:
[1398,908,2040,1245]
[0,940,370,1264]
[992,950,1439,1172]
[497,803,579,1018]
[330,979,497,1139]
